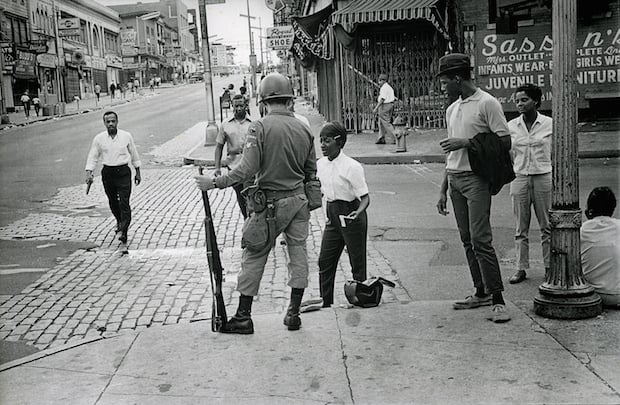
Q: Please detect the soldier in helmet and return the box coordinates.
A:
[195,72,317,334]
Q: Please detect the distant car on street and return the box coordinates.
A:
[189,72,205,83]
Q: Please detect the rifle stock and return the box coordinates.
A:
[199,167,227,332]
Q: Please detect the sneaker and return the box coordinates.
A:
[220,316,254,334]
[453,294,493,310]
[487,304,511,323]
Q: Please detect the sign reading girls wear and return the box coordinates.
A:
[475,22,620,110]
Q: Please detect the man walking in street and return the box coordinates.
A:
[20,92,31,120]
[372,73,396,144]
[94,83,101,103]
[110,82,116,100]
[435,53,512,323]
[85,111,142,253]
[195,72,317,334]
[214,95,253,219]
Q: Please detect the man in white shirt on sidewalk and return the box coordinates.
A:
[85,111,141,252]
[372,73,396,144]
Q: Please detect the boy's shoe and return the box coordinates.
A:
[119,242,129,254]
[487,304,511,323]
[453,294,493,310]
[220,316,254,334]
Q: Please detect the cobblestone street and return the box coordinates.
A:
[0,165,406,351]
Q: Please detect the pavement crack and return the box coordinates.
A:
[94,332,140,405]
[521,310,620,397]
[334,310,355,404]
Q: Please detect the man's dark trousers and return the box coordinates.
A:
[102,164,132,240]
[319,200,367,306]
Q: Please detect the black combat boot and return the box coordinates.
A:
[221,295,254,334]
[283,288,304,331]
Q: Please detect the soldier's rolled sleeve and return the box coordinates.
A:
[304,135,317,179]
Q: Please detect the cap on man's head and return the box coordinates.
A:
[378,73,388,81]
[437,53,471,77]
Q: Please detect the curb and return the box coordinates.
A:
[182,146,620,167]
[0,99,134,131]
[0,333,118,372]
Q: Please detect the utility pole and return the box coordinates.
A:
[533,0,602,319]
[252,17,264,73]
[240,0,257,97]
[198,0,218,146]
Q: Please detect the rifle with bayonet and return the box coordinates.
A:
[198,167,227,332]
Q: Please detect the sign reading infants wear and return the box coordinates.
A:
[476,24,620,110]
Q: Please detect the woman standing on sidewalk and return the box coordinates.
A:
[508,84,553,284]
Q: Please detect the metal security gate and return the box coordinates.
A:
[340,22,447,132]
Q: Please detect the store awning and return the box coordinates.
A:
[332,0,449,39]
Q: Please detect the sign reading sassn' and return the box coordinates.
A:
[266,25,294,50]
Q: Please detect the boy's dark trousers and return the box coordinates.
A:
[102,164,132,240]
[318,200,367,306]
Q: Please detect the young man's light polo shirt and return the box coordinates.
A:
[445,88,510,172]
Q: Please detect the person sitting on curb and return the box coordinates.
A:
[581,186,620,309]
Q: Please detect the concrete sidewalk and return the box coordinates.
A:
[1,97,619,404]
[1,240,618,404]
[184,98,619,166]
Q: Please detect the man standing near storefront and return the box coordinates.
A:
[435,53,512,323]
[372,73,396,144]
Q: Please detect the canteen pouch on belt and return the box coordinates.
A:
[344,277,396,308]
[241,210,270,252]
[304,178,322,211]
[242,185,267,214]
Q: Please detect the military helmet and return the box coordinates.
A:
[259,72,294,103]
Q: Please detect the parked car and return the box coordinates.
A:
[189,72,205,83]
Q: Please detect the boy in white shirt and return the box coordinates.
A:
[315,121,370,308]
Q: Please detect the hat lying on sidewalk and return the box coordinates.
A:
[344,276,396,308]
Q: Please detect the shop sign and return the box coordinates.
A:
[266,25,294,50]
[59,18,80,30]
[29,40,48,54]
[120,29,136,46]
[1,42,15,67]
[59,28,80,37]
[91,56,106,70]
[14,50,36,78]
[123,62,140,69]
[476,23,620,110]
[106,54,123,68]
[37,53,58,68]
[121,45,137,56]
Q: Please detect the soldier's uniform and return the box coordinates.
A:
[215,110,316,296]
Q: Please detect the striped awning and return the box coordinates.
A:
[332,0,449,39]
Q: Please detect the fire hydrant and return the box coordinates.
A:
[393,116,409,153]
